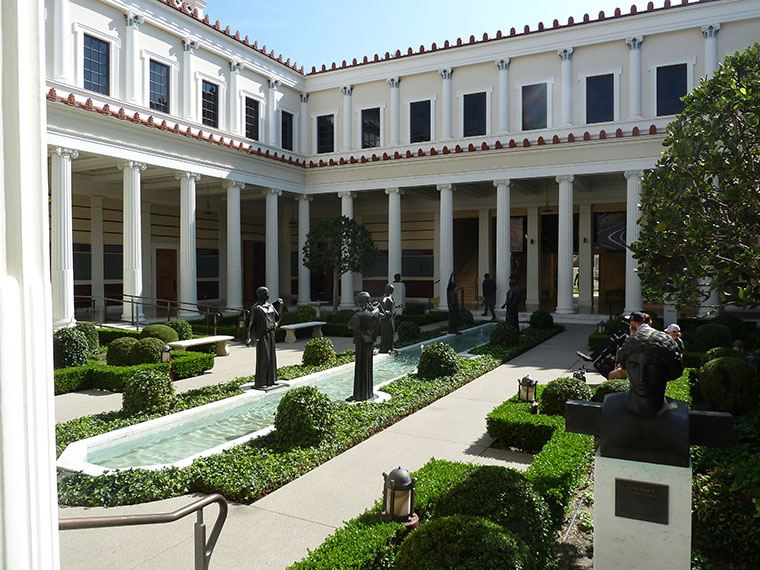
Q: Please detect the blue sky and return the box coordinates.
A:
[203,0,659,71]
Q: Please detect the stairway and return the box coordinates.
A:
[456,256,481,310]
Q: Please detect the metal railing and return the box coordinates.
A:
[59,494,228,570]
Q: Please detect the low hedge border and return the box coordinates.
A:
[395,310,448,326]
[470,325,565,362]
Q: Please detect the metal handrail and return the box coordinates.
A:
[59,494,228,570]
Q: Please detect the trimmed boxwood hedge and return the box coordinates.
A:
[98,328,142,345]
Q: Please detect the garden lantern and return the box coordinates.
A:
[160,345,172,363]
[518,374,538,402]
[597,320,607,334]
[382,468,419,528]
[733,340,745,355]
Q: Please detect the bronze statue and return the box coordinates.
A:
[347,291,385,401]
[246,286,283,390]
[378,284,395,353]
[501,277,520,328]
[446,273,460,335]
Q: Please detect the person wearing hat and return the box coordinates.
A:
[665,323,683,353]
[608,311,651,379]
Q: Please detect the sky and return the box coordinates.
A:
[203,0,664,71]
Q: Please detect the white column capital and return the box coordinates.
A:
[300,93,309,103]
[175,171,200,181]
[222,180,245,190]
[493,179,510,189]
[268,78,280,90]
[439,68,453,80]
[387,76,401,88]
[626,36,644,50]
[385,187,404,196]
[125,11,145,27]
[555,174,574,184]
[701,23,720,38]
[183,38,200,52]
[557,47,574,60]
[341,85,353,96]
[436,183,454,193]
[51,147,79,159]
[118,160,147,172]
[495,58,510,70]
[264,188,283,197]
[229,60,243,73]
[337,191,354,199]
[295,194,313,203]
[624,170,644,181]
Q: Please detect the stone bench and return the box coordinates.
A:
[280,321,327,343]
[167,335,235,356]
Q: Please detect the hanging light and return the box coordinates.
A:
[517,374,538,402]
[382,467,419,529]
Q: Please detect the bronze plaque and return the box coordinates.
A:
[614,478,669,525]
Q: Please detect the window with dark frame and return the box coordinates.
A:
[281,110,294,151]
[586,74,614,124]
[316,114,334,154]
[522,83,547,130]
[149,60,170,113]
[201,80,219,128]
[656,63,687,116]
[83,34,110,95]
[463,92,487,137]
[245,97,259,140]
[361,107,381,148]
[409,100,431,143]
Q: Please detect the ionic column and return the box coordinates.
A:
[702,24,720,78]
[91,196,105,319]
[53,0,73,83]
[182,39,199,120]
[265,188,281,301]
[437,183,454,309]
[495,59,510,133]
[556,175,575,314]
[494,179,511,305]
[387,77,400,145]
[626,36,643,119]
[341,86,352,151]
[177,171,200,317]
[119,161,147,322]
[386,188,403,281]
[296,195,312,304]
[478,209,490,299]
[578,204,593,313]
[267,79,279,146]
[338,191,355,309]
[624,171,644,314]
[223,180,244,310]
[440,69,453,140]
[526,208,540,311]
[141,202,152,312]
[124,12,144,103]
[50,147,79,329]
[228,61,243,134]
[278,200,291,306]
[300,94,309,154]
[558,48,574,126]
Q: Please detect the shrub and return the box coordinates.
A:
[587,332,608,353]
[417,342,459,379]
[54,365,92,394]
[140,324,179,344]
[74,322,99,354]
[296,305,317,322]
[129,337,165,365]
[98,327,141,346]
[274,386,335,448]
[592,378,630,402]
[490,323,520,346]
[394,515,529,570]
[332,310,355,324]
[401,304,425,315]
[457,309,474,326]
[606,318,630,336]
[711,314,746,340]
[170,351,214,379]
[540,377,592,416]
[486,400,563,453]
[106,337,139,366]
[529,309,554,329]
[701,346,742,366]
[396,320,421,342]
[699,357,758,416]
[165,319,192,341]
[122,368,175,415]
[302,337,337,366]
[53,327,90,369]
[694,323,732,352]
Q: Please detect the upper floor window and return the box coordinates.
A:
[361,107,381,149]
[522,83,547,131]
[316,114,334,154]
[201,80,219,128]
[656,63,687,116]
[463,92,487,137]
[245,97,259,140]
[586,74,614,124]
[281,110,294,151]
[410,100,431,143]
[149,60,170,113]
[83,34,110,95]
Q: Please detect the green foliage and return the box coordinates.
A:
[122,368,176,415]
[396,310,448,325]
[54,365,92,394]
[274,386,336,448]
[140,324,179,343]
[587,332,608,353]
[529,309,554,329]
[165,319,193,341]
[417,342,459,379]
[394,515,529,570]
[170,350,214,379]
[472,326,564,363]
[457,309,474,326]
[301,337,337,366]
[711,314,747,340]
[129,337,164,365]
[631,44,760,308]
[606,318,630,335]
[592,378,630,402]
[74,322,99,354]
[682,350,704,369]
[97,327,142,345]
[408,459,475,521]
[486,400,563,453]
[106,337,138,366]
[396,320,421,343]
[540,377,592,416]
[699,357,758,416]
[53,327,90,369]
[296,305,317,322]
[702,345,742,366]
[490,323,520,346]
[693,323,732,352]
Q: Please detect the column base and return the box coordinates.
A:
[525,301,539,312]
[577,302,593,314]
[555,306,576,315]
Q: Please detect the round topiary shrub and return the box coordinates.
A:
[417,342,459,379]
[129,337,165,365]
[53,327,90,369]
[74,322,99,354]
[699,357,758,416]
[296,305,317,322]
[606,318,630,336]
[140,324,179,344]
[592,378,631,402]
[394,515,529,570]
[490,323,520,346]
[540,376,593,415]
[694,323,732,352]
[458,309,474,326]
[165,319,193,341]
[106,336,139,366]
[702,346,742,366]
[711,314,745,340]
[274,386,335,447]
[529,309,554,330]
[397,320,421,342]
[302,337,336,366]
[435,466,553,569]
[122,368,176,415]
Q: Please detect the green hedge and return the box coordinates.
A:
[486,400,564,454]
[587,332,608,353]
[471,326,564,363]
[97,328,142,345]
[395,310,448,326]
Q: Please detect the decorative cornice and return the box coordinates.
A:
[557,47,574,60]
[495,58,510,71]
[439,68,453,80]
[626,36,644,50]
[701,23,720,38]
[52,147,79,160]
[117,160,147,172]
[175,171,201,181]
[125,12,145,28]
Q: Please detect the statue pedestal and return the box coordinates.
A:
[593,451,691,570]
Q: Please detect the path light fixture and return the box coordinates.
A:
[518,374,538,403]
[597,320,607,334]
[382,467,419,529]
[160,345,172,363]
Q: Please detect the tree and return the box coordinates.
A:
[302,216,378,310]
[631,43,760,310]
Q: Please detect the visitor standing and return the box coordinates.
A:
[481,273,496,320]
